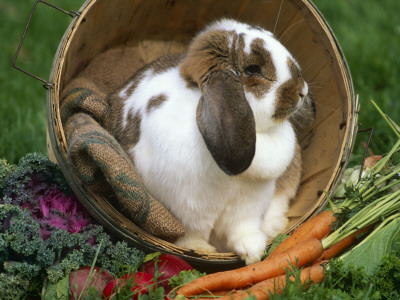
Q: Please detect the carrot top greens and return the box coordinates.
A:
[322,101,400,249]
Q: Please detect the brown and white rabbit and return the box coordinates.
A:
[108,19,315,264]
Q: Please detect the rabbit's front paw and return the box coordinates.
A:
[261,216,288,240]
[232,231,267,265]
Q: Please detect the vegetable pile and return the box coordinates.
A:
[1,101,400,299]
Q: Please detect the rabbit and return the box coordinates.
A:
[108,18,315,265]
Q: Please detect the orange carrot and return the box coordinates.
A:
[313,225,373,263]
[270,210,337,256]
[220,264,325,300]
[191,289,237,300]
[175,238,323,298]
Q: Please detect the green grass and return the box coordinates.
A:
[313,0,400,163]
[1,0,399,164]
[0,0,85,164]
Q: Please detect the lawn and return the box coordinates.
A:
[1,0,399,164]
[313,0,400,163]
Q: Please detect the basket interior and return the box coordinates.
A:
[47,0,356,271]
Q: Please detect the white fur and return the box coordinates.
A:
[121,19,306,264]
[244,121,296,180]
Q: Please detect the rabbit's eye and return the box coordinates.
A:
[244,65,262,76]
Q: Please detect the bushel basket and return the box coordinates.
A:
[41,0,357,271]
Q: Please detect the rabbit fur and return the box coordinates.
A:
[108,18,315,265]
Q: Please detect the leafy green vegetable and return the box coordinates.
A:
[341,217,400,274]
[333,166,362,198]
[168,269,206,290]
[0,159,14,186]
[1,152,73,202]
[296,253,400,300]
[143,251,162,263]
[43,274,70,300]
[0,273,30,299]
[264,233,289,257]
[373,254,400,298]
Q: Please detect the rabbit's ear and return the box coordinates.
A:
[197,70,256,175]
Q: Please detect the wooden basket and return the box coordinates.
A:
[46,0,358,271]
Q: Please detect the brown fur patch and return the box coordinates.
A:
[108,93,142,155]
[273,58,305,122]
[146,94,167,114]
[180,29,234,88]
[124,71,146,100]
[112,108,142,155]
[150,53,184,75]
[249,38,277,81]
[239,39,277,99]
[122,54,183,97]
[123,111,142,151]
[288,58,302,80]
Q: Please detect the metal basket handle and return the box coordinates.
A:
[12,0,80,90]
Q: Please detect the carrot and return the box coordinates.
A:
[191,289,237,300]
[175,238,323,298]
[313,225,373,263]
[220,264,325,300]
[270,210,337,256]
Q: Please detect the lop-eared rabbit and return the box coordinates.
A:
[109,19,315,264]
